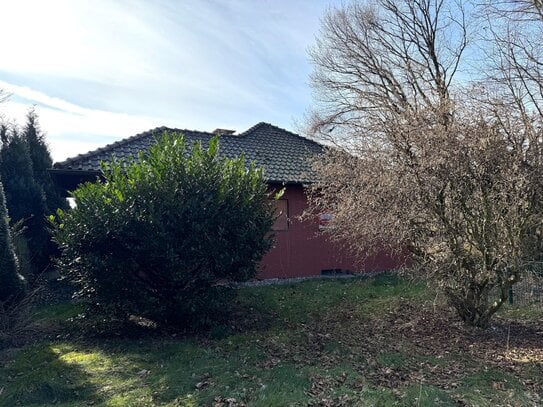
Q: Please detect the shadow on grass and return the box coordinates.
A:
[5,274,540,406]
[31,273,410,343]
[76,338,311,406]
[0,344,104,406]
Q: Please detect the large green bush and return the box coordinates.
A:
[52,133,274,327]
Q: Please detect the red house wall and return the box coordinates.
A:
[257,184,400,279]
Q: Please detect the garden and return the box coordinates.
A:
[3,1,543,406]
[1,111,542,407]
[1,274,543,406]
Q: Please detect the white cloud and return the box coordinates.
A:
[0,0,167,85]
[0,82,167,162]
[0,0,331,161]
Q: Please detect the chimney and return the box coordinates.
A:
[212,128,236,136]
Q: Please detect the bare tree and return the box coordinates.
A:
[308,0,467,144]
[307,0,543,328]
[483,1,543,21]
[480,0,543,121]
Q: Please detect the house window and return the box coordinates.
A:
[272,199,288,231]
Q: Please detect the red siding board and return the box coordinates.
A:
[258,184,399,279]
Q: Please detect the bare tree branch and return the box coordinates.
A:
[306,0,543,328]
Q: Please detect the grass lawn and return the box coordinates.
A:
[1,274,542,406]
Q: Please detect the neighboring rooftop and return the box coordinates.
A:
[53,122,323,184]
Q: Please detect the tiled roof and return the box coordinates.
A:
[54,122,323,184]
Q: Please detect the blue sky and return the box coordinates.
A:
[0,0,331,161]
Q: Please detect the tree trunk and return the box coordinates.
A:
[445,282,511,328]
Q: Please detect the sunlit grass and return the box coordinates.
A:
[1,274,541,406]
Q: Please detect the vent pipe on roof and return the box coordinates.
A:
[212,128,236,135]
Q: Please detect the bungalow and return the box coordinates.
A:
[51,122,398,279]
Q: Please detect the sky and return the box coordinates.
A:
[0,0,331,162]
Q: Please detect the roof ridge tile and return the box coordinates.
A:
[238,121,323,147]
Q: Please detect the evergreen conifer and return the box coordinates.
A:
[23,109,67,213]
[0,126,48,273]
[0,181,25,302]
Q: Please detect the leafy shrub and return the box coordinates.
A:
[51,133,274,327]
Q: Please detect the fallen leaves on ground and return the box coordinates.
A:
[227,299,543,405]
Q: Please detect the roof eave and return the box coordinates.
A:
[49,168,315,186]
[48,168,101,176]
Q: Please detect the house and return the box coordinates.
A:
[51,122,398,279]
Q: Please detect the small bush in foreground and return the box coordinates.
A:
[51,132,274,328]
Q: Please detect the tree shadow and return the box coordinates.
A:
[1,344,104,406]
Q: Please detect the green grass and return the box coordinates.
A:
[1,274,542,406]
[31,302,86,322]
[458,369,529,406]
[499,302,543,321]
[404,384,455,406]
